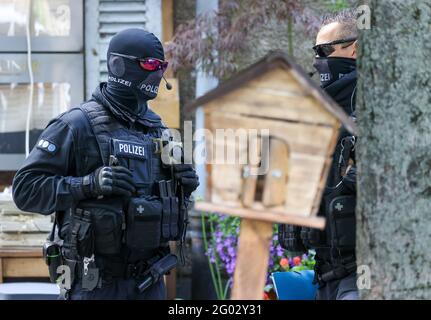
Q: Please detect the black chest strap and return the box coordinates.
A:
[79,101,123,166]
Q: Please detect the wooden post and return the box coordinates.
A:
[231,218,273,300]
[161,0,177,299]
[165,241,177,300]
[0,257,3,283]
[162,0,174,79]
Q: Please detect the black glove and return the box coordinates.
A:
[173,164,199,197]
[83,166,136,198]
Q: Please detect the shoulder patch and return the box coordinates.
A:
[36,139,59,155]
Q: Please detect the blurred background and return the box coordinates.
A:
[0,0,355,299]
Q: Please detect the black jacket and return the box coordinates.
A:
[12,83,166,236]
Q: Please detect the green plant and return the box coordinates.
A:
[201,213,231,300]
[201,212,315,300]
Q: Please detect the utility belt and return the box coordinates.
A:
[45,237,176,296]
[62,254,161,284]
[314,254,356,285]
[55,252,176,298]
[44,185,186,291]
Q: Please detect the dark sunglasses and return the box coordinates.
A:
[110,52,169,72]
[312,37,357,58]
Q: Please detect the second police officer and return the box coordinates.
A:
[279,10,358,300]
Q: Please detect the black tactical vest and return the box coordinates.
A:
[63,101,174,263]
[278,132,357,263]
[80,101,171,195]
[302,133,356,259]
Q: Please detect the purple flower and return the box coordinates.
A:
[227,247,235,256]
[205,213,315,290]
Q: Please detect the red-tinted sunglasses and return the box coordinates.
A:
[110,52,169,71]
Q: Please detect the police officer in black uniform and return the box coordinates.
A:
[12,28,199,300]
[279,10,358,300]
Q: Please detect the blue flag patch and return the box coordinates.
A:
[36,139,58,155]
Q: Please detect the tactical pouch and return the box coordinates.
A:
[43,215,64,283]
[159,180,182,242]
[127,196,163,250]
[71,209,94,258]
[77,198,124,256]
[328,195,356,249]
[43,241,63,283]
[169,197,179,240]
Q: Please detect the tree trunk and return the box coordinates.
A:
[357,0,431,299]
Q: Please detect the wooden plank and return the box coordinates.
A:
[240,133,263,207]
[148,78,180,128]
[205,113,214,202]
[195,201,326,229]
[284,154,327,216]
[162,0,174,79]
[310,128,341,215]
[208,112,336,156]
[210,154,325,216]
[241,165,258,207]
[165,241,177,300]
[207,113,337,215]
[162,0,174,42]
[0,233,49,247]
[0,257,3,283]
[203,68,340,126]
[0,247,43,258]
[231,218,273,300]
[210,126,249,203]
[262,138,289,207]
[2,257,48,278]
[0,220,52,233]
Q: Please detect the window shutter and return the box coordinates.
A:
[98,0,148,81]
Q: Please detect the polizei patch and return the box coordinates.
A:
[112,139,147,160]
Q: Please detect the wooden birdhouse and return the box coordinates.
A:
[187,52,357,299]
[188,52,356,229]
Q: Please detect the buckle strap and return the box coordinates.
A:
[99,259,151,279]
[125,260,149,279]
[67,258,150,281]
[318,261,356,284]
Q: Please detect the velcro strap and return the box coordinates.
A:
[300,228,322,242]
[169,197,179,239]
[71,223,81,246]
[161,197,171,239]
[125,261,149,279]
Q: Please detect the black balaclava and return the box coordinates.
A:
[103,28,165,115]
[313,57,356,88]
[313,57,357,115]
